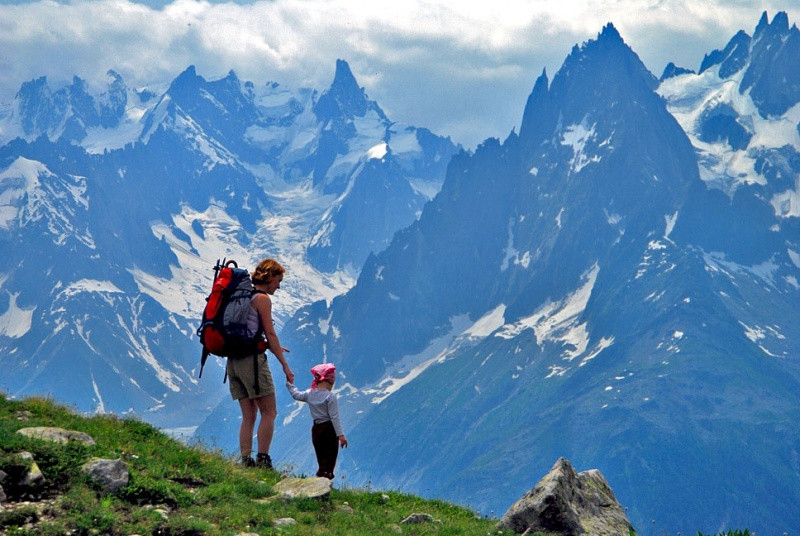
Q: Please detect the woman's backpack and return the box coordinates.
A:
[197,259,268,379]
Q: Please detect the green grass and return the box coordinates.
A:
[1,394,755,535]
[0,393,508,535]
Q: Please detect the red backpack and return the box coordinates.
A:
[197,259,268,380]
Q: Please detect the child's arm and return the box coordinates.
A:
[286,381,309,402]
[327,394,347,447]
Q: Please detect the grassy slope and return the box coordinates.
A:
[0,393,505,535]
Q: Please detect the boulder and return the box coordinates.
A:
[272,476,332,500]
[16,426,96,446]
[496,457,634,536]
[18,452,45,488]
[336,503,354,513]
[82,458,130,493]
[0,452,45,500]
[401,512,437,524]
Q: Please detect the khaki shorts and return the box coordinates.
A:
[227,353,275,400]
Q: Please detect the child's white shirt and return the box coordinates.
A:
[286,382,344,437]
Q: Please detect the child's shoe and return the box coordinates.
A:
[256,453,273,469]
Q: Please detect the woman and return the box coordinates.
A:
[227,258,294,468]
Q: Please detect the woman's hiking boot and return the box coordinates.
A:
[240,455,255,468]
[256,453,273,469]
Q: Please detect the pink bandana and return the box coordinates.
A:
[311,363,336,389]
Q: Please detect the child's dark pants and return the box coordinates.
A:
[311,420,339,479]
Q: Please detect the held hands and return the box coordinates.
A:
[338,435,348,448]
[283,362,294,384]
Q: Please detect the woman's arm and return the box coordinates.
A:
[253,293,294,383]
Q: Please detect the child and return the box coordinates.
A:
[286,363,348,479]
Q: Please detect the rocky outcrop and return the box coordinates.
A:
[497,457,634,536]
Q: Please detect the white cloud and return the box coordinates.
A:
[0,0,798,148]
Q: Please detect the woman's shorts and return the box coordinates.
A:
[227,353,275,400]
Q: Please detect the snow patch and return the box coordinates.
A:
[0,290,36,338]
[0,157,52,230]
[604,209,622,226]
[739,321,786,357]
[91,374,106,414]
[364,315,475,404]
[555,207,564,228]
[82,105,148,154]
[770,176,800,218]
[501,218,532,271]
[367,142,388,160]
[318,311,333,336]
[788,249,800,269]
[664,211,678,239]
[494,264,612,377]
[464,305,506,339]
[703,251,779,287]
[561,118,602,174]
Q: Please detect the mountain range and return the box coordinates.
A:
[200,13,800,535]
[2,10,799,535]
[0,58,458,429]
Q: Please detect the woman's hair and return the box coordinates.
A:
[251,258,286,284]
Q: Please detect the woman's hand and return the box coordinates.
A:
[283,363,295,384]
[338,435,348,448]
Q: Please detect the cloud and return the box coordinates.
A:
[0,0,797,148]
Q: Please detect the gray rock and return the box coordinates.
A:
[272,476,332,500]
[82,458,129,493]
[18,452,45,488]
[142,505,170,521]
[0,484,6,503]
[401,512,436,524]
[272,517,296,527]
[336,503,354,513]
[16,426,96,446]
[497,457,634,536]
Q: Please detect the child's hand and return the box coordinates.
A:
[338,435,348,448]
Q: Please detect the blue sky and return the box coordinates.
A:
[1,0,798,148]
